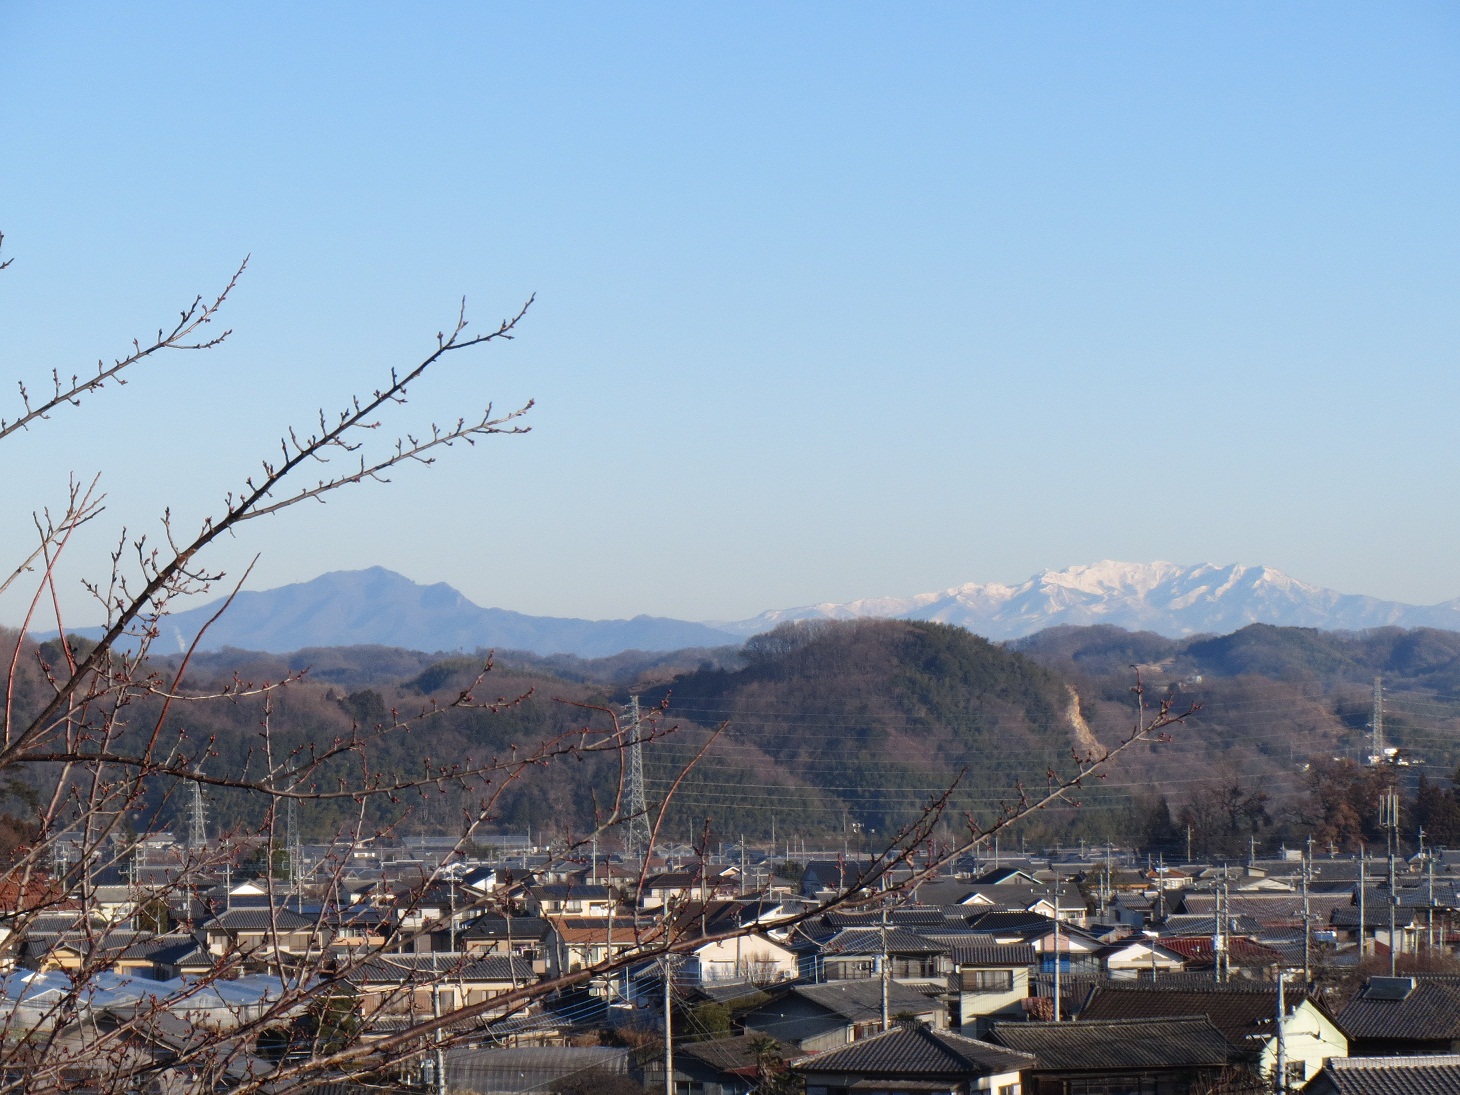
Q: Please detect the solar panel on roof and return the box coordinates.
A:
[1364,976,1416,1001]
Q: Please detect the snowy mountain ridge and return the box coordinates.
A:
[719,561,1460,641]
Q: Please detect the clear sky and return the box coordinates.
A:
[2,3,1458,627]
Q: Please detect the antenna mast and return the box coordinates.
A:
[625,695,652,862]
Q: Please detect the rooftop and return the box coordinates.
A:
[794,1023,1033,1078]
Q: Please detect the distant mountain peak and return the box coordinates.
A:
[720,561,1460,641]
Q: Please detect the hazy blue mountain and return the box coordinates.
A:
[49,561,1460,659]
[88,568,740,658]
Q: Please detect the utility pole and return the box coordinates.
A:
[1301,849,1311,984]
[1186,824,1192,863]
[286,796,302,897]
[1428,850,1436,952]
[879,890,890,1031]
[1051,877,1062,1021]
[663,955,675,1095]
[740,835,747,897]
[1381,789,1400,976]
[1358,846,1367,960]
[1275,971,1288,1094]
[1212,884,1223,984]
[430,976,447,1095]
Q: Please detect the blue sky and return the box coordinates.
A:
[2,3,1458,626]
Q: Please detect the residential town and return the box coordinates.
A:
[7,828,1460,1093]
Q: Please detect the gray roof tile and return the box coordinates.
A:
[794,1024,1033,1078]
[991,1016,1243,1070]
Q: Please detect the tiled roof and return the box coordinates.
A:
[991,1016,1243,1070]
[962,911,1052,934]
[1158,936,1283,967]
[460,915,552,941]
[1336,976,1460,1042]
[945,943,1036,968]
[676,1033,789,1075]
[207,907,313,931]
[765,980,940,1024]
[794,1024,1033,1078]
[1079,982,1307,1047]
[548,917,649,944]
[1331,906,1425,930]
[1160,913,1264,936]
[1316,1054,1460,1095]
[815,927,947,957]
[347,953,534,985]
[824,908,956,929]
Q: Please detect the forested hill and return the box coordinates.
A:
[1010,622,1460,692]
[16,617,1460,855]
[633,620,1086,840]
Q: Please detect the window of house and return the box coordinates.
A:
[1284,1061,1306,1085]
[964,969,1014,993]
[996,1085,1020,1095]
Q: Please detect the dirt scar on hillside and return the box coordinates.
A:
[1065,685,1103,758]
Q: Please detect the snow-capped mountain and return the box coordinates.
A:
[721,561,1460,641]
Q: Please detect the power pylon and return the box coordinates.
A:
[1369,676,1386,762]
[625,695,652,863]
[188,780,208,853]
[1366,677,1378,765]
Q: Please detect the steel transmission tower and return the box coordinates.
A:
[625,695,652,862]
[1369,676,1385,762]
[188,781,208,852]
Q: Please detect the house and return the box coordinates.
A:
[322,904,391,952]
[18,929,194,978]
[1028,923,1105,976]
[460,915,553,973]
[741,980,946,1052]
[991,1016,1248,1095]
[683,931,799,986]
[446,1045,635,1094]
[795,924,947,986]
[945,941,1035,1037]
[1078,981,1347,1089]
[794,1022,1034,1095]
[528,882,615,919]
[642,1032,791,1095]
[204,906,316,958]
[1109,893,1157,929]
[968,868,1040,887]
[959,885,1082,922]
[1302,1054,1460,1095]
[1335,975,1460,1056]
[546,917,644,974]
[1094,936,1186,978]
[801,861,871,900]
[639,872,730,909]
[346,953,535,1017]
[1158,936,1283,977]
